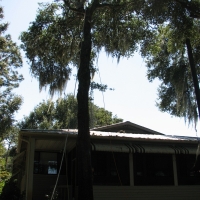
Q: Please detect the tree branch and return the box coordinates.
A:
[63,0,85,14]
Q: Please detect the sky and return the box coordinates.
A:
[1,0,199,137]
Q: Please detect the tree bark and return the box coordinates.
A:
[186,38,200,119]
[186,38,200,171]
[77,7,94,200]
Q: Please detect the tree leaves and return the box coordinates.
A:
[0,7,23,140]
[140,1,200,127]
[18,94,122,129]
[20,2,84,96]
[20,1,148,96]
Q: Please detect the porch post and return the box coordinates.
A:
[172,154,178,186]
[26,138,35,200]
[129,152,134,186]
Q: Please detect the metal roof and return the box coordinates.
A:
[19,129,199,143]
[91,121,164,135]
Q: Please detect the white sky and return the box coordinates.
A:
[1,0,199,136]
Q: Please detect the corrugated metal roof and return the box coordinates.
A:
[90,130,199,141]
[20,129,199,143]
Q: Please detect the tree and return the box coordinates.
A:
[19,99,56,129]
[0,6,23,196]
[138,0,200,127]
[0,6,23,141]
[141,24,199,126]
[20,1,146,199]
[89,102,123,128]
[18,94,123,129]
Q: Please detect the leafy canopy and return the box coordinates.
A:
[0,142,11,194]
[20,0,200,127]
[18,94,123,129]
[20,1,147,97]
[0,6,23,140]
[139,0,200,126]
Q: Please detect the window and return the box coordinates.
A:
[34,151,66,175]
[134,154,174,185]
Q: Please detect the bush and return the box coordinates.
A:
[0,179,23,200]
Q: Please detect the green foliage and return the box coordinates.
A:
[54,95,78,128]
[89,102,122,128]
[0,179,23,200]
[0,129,19,196]
[141,25,197,124]
[0,8,25,191]
[19,100,55,129]
[0,142,11,194]
[20,1,147,96]
[0,6,23,140]
[18,94,123,129]
[139,0,200,126]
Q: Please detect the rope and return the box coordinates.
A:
[73,73,78,98]
[50,134,68,200]
[97,64,106,110]
[92,62,109,126]
[194,128,200,170]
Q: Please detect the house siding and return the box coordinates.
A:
[93,186,200,200]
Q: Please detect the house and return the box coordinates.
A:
[13,121,200,200]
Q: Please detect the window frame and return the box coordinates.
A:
[34,151,66,175]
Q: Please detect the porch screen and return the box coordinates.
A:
[91,151,129,186]
[176,154,200,185]
[134,153,174,185]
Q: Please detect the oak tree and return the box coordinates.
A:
[20,1,146,199]
[139,0,200,127]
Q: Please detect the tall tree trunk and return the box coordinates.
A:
[186,38,200,171]
[186,38,200,119]
[77,7,94,200]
